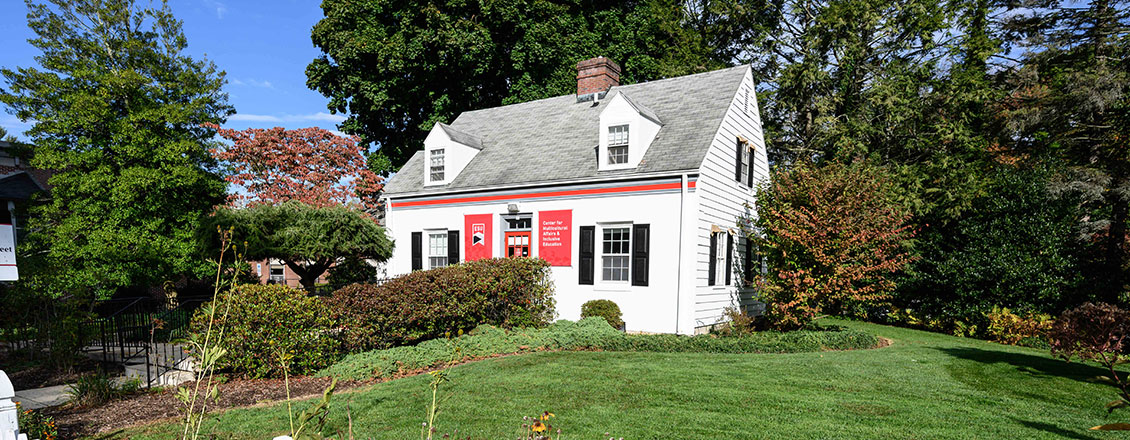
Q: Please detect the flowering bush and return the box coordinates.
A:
[751,161,915,329]
[189,284,340,378]
[17,402,58,440]
[328,258,556,352]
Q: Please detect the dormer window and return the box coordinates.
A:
[429,148,445,181]
[607,125,629,165]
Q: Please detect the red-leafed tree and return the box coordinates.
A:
[749,161,916,330]
[205,124,382,210]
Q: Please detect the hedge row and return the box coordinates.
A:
[328,257,556,352]
[189,258,557,378]
[318,318,880,381]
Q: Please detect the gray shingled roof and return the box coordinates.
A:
[437,123,483,150]
[384,65,748,195]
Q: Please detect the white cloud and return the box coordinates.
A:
[203,0,227,19]
[230,78,273,88]
[228,113,282,123]
[228,112,347,124]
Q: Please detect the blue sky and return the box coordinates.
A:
[0,0,345,140]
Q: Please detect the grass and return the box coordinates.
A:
[103,319,1130,439]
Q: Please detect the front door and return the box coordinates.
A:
[505,231,531,258]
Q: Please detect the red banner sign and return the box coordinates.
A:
[464,214,493,260]
[538,210,572,266]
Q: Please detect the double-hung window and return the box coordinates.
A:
[429,149,445,182]
[714,232,727,285]
[428,231,448,268]
[741,145,751,184]
[607,125,629,165]
[601,225,631,282]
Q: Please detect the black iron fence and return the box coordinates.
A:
[0,294,211,388]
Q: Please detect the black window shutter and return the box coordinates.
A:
[411,232,423,271]
[734,139,744,182]
[579,226,595,285]
[447,230,460,265]
[746,145,756,187]
[631,224,650,286]
[708,232,717,286]
[725,232,733,285]
[744,236,755,286]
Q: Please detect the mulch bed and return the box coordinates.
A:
[43,375,360,439]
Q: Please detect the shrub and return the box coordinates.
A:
[328,257,556,351]
[751,161,915,330]
[580,300,624,330]
[896,166,1082,327]
[983,306,1053,348]
[65,373,140,407]
[319,317,880,381]
[189,284,340,378]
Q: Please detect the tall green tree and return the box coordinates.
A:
[0,0,232,297]
[306,0,772,173]
[1000,0,1130,301]
[755,0,949,163]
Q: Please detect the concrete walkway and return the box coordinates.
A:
[13,384,69,409]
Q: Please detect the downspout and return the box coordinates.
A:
[7,201,15,248]
[675,173,687,334]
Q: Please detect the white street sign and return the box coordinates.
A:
[0,224,16,281]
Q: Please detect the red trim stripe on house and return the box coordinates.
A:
[391,181,697,208]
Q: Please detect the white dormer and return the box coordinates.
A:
[598,91,662,171]
[423,123,483,186]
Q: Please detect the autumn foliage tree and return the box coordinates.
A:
[750,161,915,329]
[205,124,382,210]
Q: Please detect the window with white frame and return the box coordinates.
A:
[429,149,445,182]
[741,144,751,184]
[714,232,727,285]
[601,225,631,282]
[607,125,629,165]
[428,231,448,268]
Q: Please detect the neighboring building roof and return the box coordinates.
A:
[0,171,45,200]
[437,123,483,150]
[384,64,749,195]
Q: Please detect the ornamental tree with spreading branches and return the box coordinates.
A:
[205,124,382,211]
[200,202,393,290]
[749,161,916,329]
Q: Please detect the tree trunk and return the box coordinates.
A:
[283,259,330,292]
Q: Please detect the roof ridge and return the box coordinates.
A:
[455,64,748,119]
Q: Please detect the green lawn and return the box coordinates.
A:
[106,320,1130,439]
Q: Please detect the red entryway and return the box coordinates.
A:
[505,231,531,257]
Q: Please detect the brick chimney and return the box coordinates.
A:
[576,56,621,97]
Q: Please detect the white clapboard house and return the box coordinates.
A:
[382,57,769,334]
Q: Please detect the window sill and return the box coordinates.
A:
[593,283,632,292]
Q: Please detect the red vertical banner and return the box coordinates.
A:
[538,210,572,266]
[464,214,493,260]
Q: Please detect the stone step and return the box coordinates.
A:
[123,363,195,387]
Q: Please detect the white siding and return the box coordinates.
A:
[386,179,695,334]
[692,66,770,330]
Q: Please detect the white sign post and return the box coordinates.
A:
[0,224,16,281]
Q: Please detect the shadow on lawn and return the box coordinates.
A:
[936,347,1116,385]
[1014,419,1104,440]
